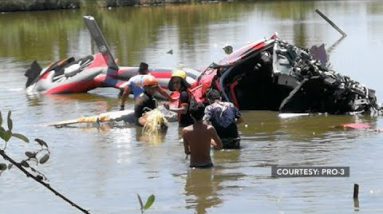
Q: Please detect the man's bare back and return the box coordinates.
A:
[182,122,222,168]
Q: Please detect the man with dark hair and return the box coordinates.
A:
[203,89,243,149]
[164,69,194,128]
[182,103,223,168]
[120,62,171,110]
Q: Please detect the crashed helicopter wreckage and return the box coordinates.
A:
[24,16,381,115]
[191,34,382,115]
[193,10,381,115]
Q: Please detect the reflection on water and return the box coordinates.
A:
[3,1,382,67]
[135,126,168,144]
[1,1,383,213]
[185,169,222,214]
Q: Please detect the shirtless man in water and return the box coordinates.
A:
[182,103,223,168]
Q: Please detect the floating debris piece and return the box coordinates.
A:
[223,45,233,55]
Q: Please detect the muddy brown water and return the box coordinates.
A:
[1,1,383,213]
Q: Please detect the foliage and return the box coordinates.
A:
[0,0,80,12]
[137,194,156,214]
[0,111,50,177]
[0,110,90,214]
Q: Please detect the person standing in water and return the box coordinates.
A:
[203,89,243,149]
[120,62,171,110]
[134,76,159,126]
[182,103,223,168]
[164,69,194,127]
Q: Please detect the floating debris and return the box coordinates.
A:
[223,45,233,55]
[166,49,173,55]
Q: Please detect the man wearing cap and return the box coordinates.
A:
[203,89,243,149]
[120,62,172,110]
[134,76,159,126]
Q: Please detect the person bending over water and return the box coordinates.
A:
[182,103,223,168]
[134,76,159,126]
[120,62,171,110]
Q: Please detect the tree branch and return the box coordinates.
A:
[0,149,90,214]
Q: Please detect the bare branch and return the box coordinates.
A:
[0,149,90,214]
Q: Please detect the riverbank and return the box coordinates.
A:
[0,0,231,12]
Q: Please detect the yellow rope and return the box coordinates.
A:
[142,109,168,136]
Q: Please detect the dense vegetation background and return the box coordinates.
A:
[0,0,230,12]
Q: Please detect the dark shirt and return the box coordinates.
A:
[134,91,156,125]
[179,90,194,127]
[213,123,239,139]
[203,101,240,138]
